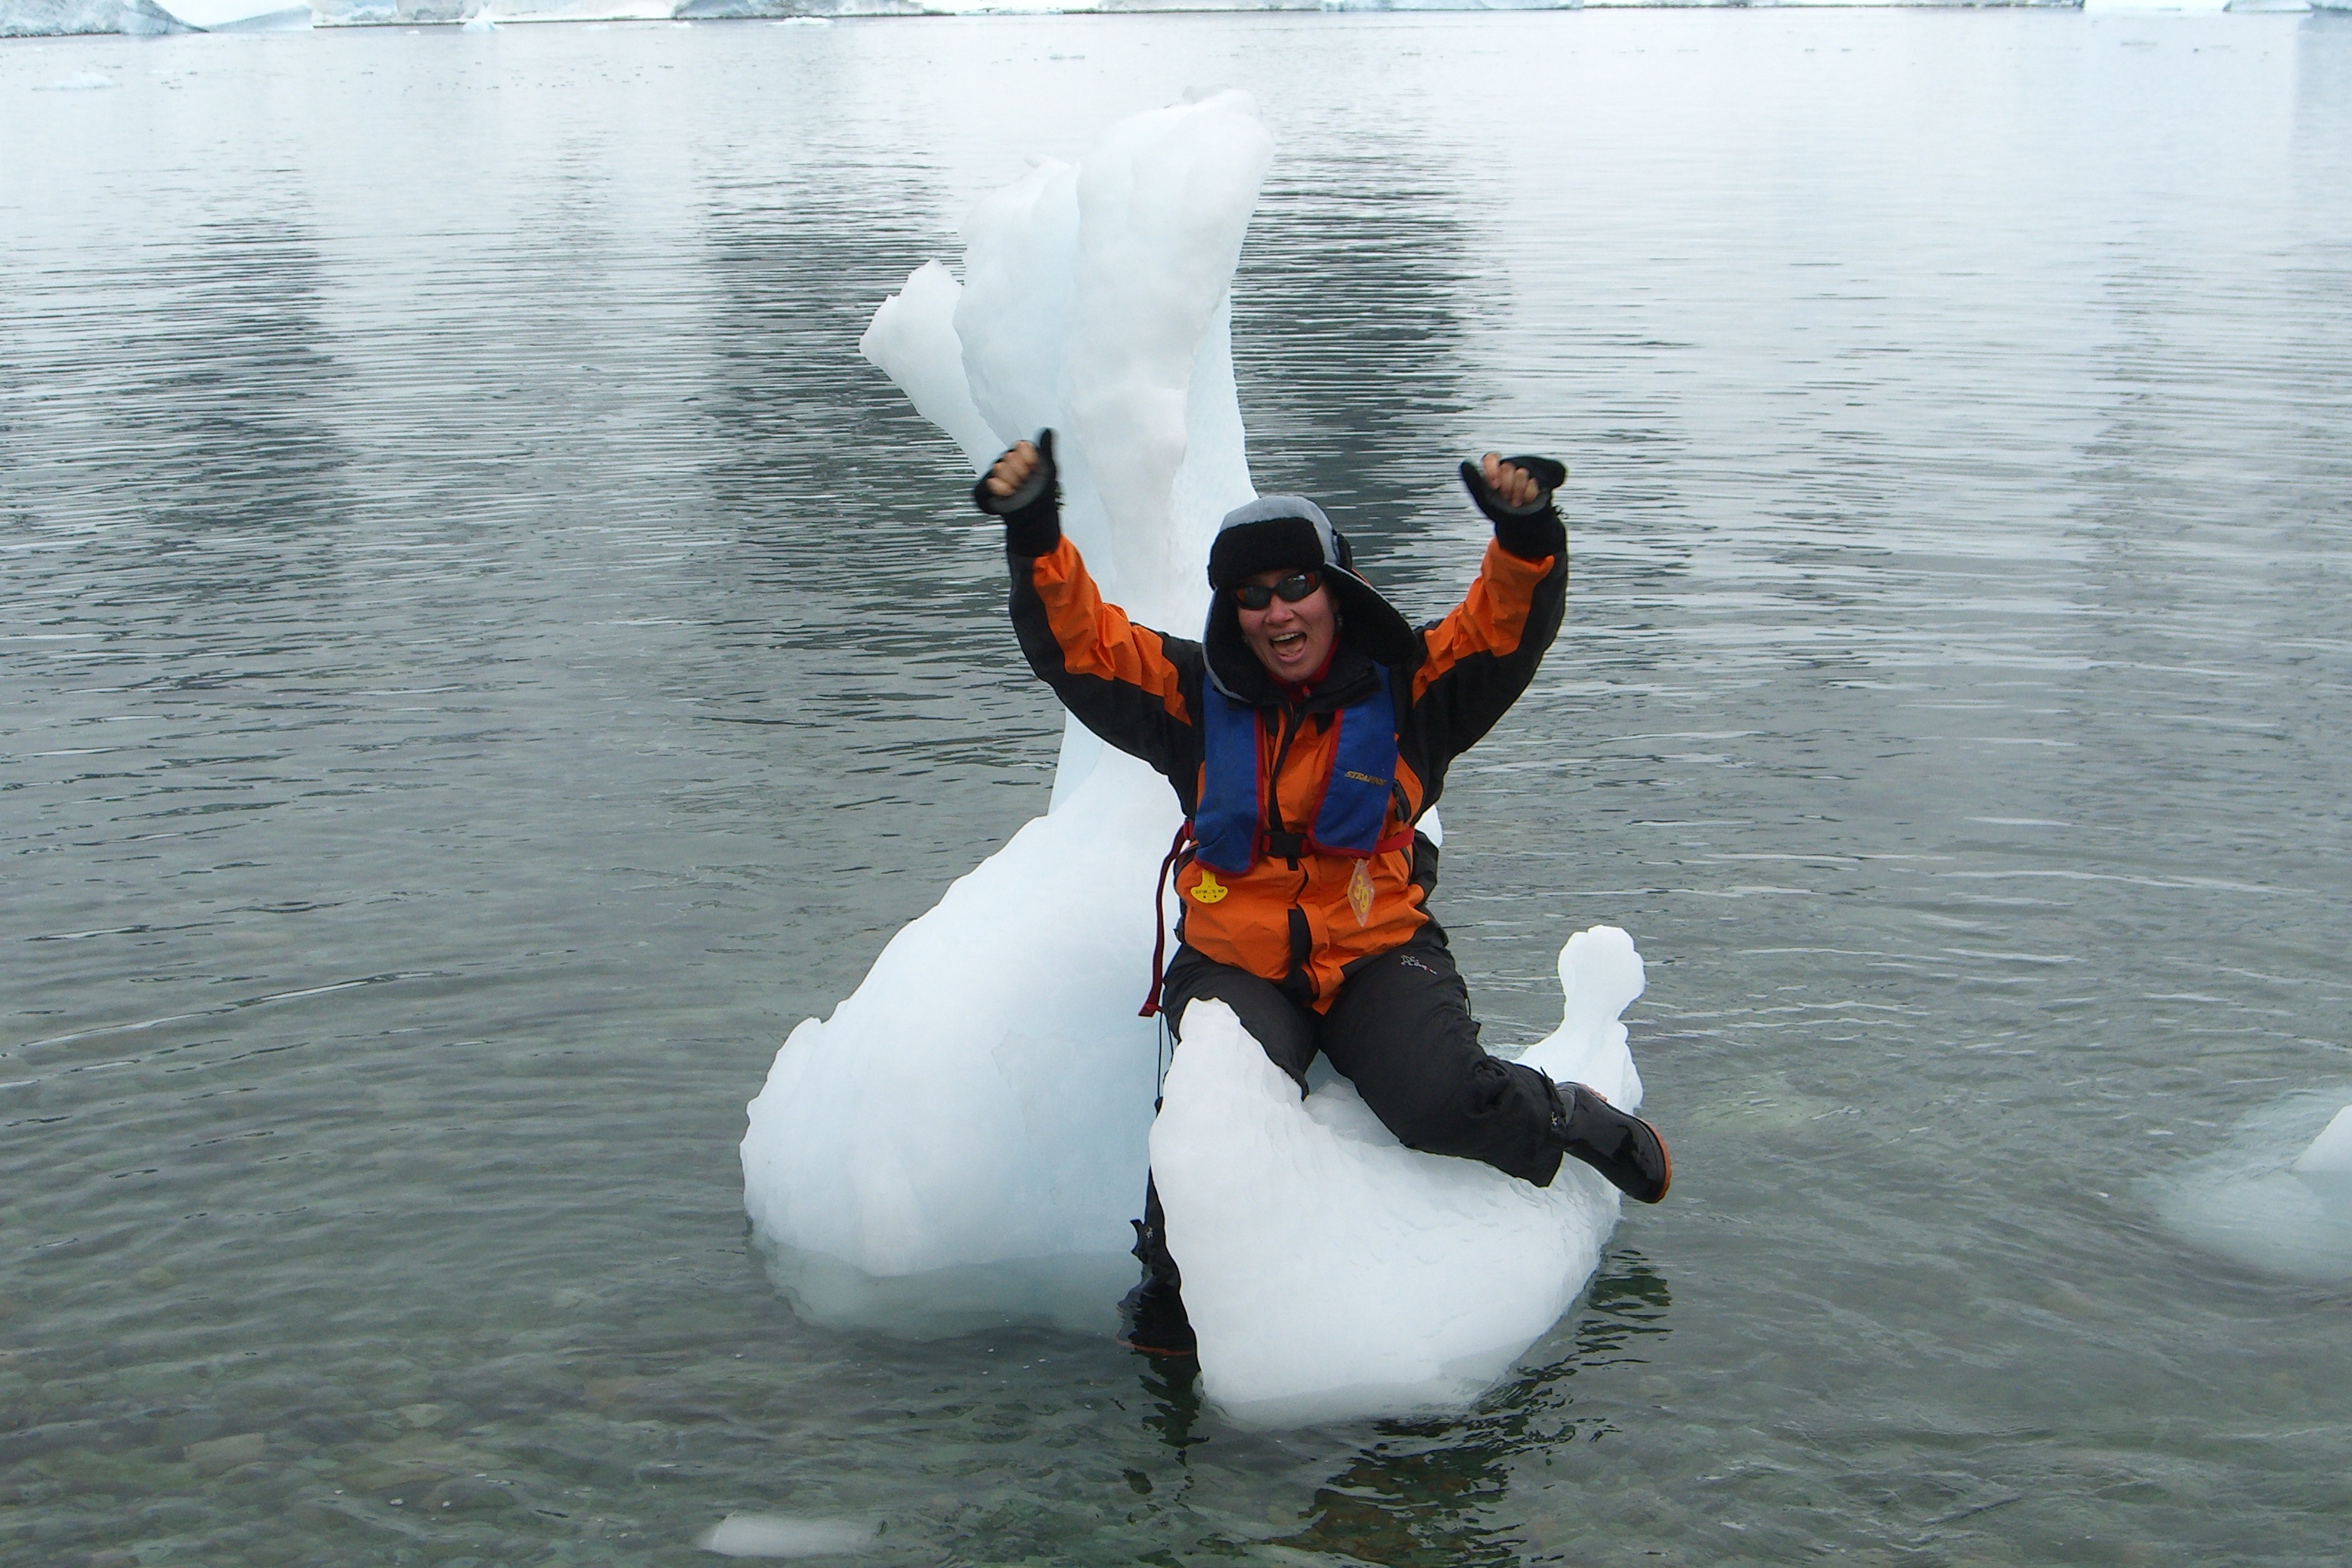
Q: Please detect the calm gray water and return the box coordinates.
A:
[5,10,2351,1566]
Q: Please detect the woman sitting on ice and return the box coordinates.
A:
[977,433,1671,1356]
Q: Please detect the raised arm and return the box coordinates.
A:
[977,433,1204,786]
[1404,453,1572,769]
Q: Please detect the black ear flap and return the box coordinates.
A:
[1331,530,1356,570]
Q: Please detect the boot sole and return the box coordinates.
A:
[1642,1122,1671,1203]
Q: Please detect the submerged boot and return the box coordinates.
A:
[1116,1192,1197,1358]
[1550,1080,1671,1204]
[1116,1269,1196,1360]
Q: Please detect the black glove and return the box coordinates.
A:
[973,429,1061,557]
[1459,454,1567,561]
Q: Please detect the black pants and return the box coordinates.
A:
[1137,926,1565,1288]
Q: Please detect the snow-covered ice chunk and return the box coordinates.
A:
[1155,927,1646,1427]
[2154,1093,2352,1286]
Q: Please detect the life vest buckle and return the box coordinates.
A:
[1260,829,1307,864]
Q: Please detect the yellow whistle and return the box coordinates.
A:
[1190,871,1230,905]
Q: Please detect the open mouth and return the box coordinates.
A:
[1269,632,1308,658]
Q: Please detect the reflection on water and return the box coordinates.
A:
[5,10,2352,1567]
[1270,1253,1674,1568]
[97,216,351,533]
[1135,1354,1208,1457]
[1104,1251,1673,1566]
[1234,141,1481,539]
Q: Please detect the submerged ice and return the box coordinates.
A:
[2155,1096,2352,1286]
[2294,1106,2352,1177]
[741,90,1655,1419]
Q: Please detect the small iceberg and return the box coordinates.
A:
[740,90,1655,1423]
[2155,1095,2352,1285]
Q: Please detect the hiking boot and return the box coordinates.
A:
[1116,1272,1197,1358]
[1118,1202,1197,1357]
[1551,1080,1671,1204]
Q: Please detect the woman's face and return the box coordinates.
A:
[1236,568,1337,682]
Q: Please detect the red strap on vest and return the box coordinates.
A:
[1139,818,1194,1019]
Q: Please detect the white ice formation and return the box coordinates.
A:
[743,88,1269,1339]
[2155,1097,2352,1286]
[151,0,312,26]
[741,90,1650,1421]
[4,0,190,33]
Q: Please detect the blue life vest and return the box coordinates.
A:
[1193,675,1405,874]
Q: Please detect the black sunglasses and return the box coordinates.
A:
[1233,570,1323,611]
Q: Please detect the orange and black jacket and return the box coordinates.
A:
[1005,500,1567,1010]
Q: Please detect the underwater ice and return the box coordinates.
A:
[742,90,1651,1420]
[2294,1106,2352,1176]
[2155,1097,2352,1286]
[694,1513,874,1559]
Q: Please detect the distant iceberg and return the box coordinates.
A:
[160,0,312,25]
[1,0,2177,41]
[3,0,194,35]
[0,0,307,31]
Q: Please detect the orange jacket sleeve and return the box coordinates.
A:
[1007,537,1207,793]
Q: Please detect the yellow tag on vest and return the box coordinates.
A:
[1191,871,1229,905]
[1347,858,1374,927]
